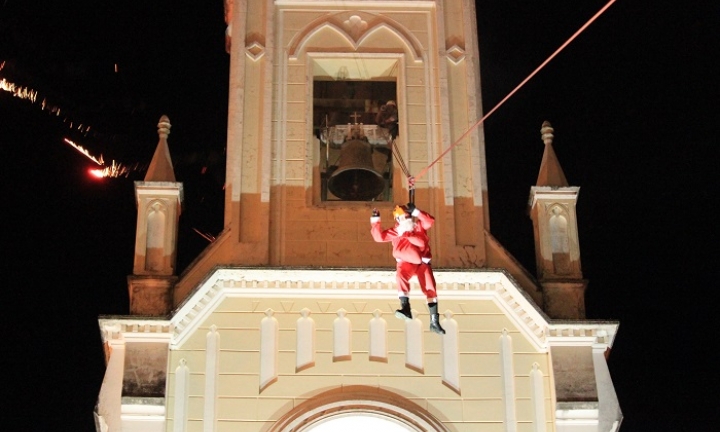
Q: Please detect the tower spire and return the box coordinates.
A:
[536,121,568,187]
[128,116,184,315]
[144,115,176,182]
[529,122,587,319]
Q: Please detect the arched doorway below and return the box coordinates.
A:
[270,386,447,432]
[309,413,412,431]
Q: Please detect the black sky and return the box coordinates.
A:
[2,1,718,431]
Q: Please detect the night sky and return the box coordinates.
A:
[2,1,717,431]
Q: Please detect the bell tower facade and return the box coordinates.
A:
[175,0,497,302]
[94,3,623,431]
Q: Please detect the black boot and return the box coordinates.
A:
[395,296,413,321]
[428,303,446,335]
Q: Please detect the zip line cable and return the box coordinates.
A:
[412,0,617,182]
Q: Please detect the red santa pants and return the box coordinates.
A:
[395,260,437,302]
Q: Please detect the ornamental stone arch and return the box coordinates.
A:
[277,8,433,206]
[287,12,425,61]
[268,386,449,432]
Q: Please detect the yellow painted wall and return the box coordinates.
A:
[165,294,553,431]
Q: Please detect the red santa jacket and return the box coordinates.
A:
[370,209,435,264]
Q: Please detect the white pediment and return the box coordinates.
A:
[170,268,555,350]
[99,268,618,354]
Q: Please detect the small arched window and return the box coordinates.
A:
[549,209,569,254]
[145,201,166,271]
[549,206,571,274]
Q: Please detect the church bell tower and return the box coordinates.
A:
[94,3,622,431]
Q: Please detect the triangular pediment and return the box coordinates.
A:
[171,268,553,349]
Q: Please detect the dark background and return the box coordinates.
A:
[2,1,717,430]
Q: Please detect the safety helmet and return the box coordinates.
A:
[393,205,410,219]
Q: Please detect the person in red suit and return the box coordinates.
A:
[370,203,445,335]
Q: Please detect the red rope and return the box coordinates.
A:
[413,0,617,182]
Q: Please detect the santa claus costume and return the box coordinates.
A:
[370,204,445,335]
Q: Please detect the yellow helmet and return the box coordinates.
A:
[393,205,410,219]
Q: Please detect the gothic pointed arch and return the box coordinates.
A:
[145,199,168,272]
[548,204,571,274]
[288,12,425,61]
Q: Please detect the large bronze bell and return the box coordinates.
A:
[327,139,386,200]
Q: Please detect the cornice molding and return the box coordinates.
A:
[547,322,619,348]
[99,269,618,351]
[98,318,172,344]
[168,268,616,351]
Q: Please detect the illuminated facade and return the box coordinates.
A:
[95,1,622,431]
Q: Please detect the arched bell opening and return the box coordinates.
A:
[313,66,398,202]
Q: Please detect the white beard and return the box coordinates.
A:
[396,218,416,234]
